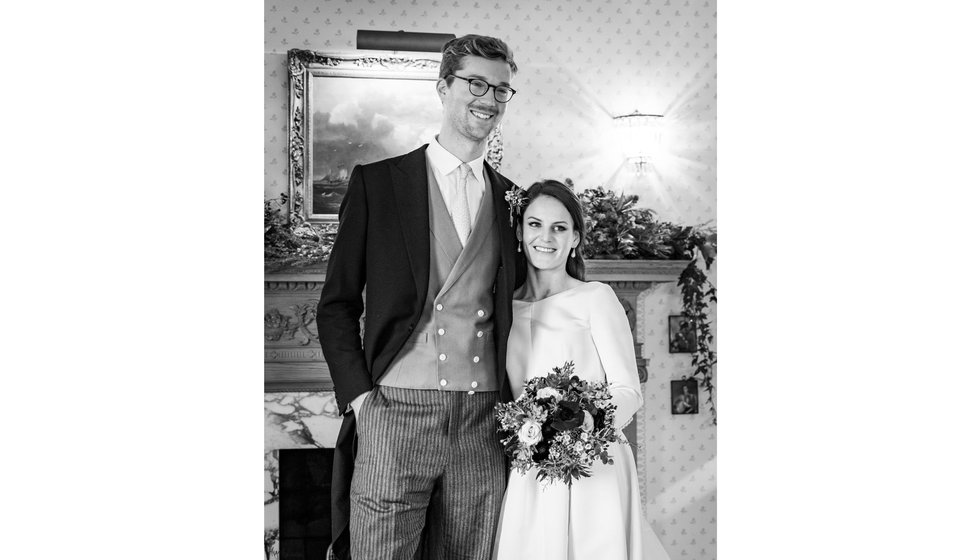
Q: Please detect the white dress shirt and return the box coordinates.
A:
[425,136,486,235]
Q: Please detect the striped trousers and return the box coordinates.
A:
[350,386,507,560]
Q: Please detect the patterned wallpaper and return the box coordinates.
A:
[264,0,716,226]
[638,281,717,559]
[264,1,717,559]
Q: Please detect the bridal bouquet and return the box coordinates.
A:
[494,361,626,486]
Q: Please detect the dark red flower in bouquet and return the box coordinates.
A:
[551,401,585,431]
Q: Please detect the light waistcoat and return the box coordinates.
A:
[378,161,501,392]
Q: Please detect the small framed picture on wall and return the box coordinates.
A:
[671,378,699,415]
[668,315,697,353]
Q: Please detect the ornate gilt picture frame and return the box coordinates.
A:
[287,49,443,224]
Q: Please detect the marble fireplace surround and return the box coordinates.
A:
[265,260,690,393]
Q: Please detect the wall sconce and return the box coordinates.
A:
[356,30,456,53]
[613,110,664,174]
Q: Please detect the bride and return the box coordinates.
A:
[493,180,671,560]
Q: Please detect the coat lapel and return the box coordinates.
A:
[485,161,521,395]
[391,145,431,306]
[485,161,517,286]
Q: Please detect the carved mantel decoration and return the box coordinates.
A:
[265,260,690,392]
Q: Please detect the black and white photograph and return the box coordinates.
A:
[265,2,718,558]
[14,2,980,560]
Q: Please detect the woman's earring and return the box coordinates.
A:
[517,243,522,253]
[571,247,576,258]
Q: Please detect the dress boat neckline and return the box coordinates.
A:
[513,281,594,305]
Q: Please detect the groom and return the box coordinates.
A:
[316,35,523,560]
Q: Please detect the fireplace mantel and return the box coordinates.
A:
[265,259,690,392]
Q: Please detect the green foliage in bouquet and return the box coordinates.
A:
[494,362,627,486]
[264,193,336,271]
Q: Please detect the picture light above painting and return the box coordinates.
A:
[355,29,456,52]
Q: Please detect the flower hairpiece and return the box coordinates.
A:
[504,185,528,227]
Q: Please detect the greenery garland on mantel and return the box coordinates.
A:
[575,182,717,424]
[264,193,337,271]
[265,183,718,423]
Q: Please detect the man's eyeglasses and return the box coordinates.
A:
[447,74,517,103]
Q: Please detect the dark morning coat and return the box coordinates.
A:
[315,144,524,558]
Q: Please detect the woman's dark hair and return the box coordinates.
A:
[521,179,587,281]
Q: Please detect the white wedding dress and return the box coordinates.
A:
[493,282,671,560]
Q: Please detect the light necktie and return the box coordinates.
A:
[451,163,473,245]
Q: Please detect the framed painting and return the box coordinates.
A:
[668,314,697,354]
[670,378,699,415]
[287,49,444,224]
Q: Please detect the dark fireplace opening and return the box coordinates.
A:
[279,448,334,560]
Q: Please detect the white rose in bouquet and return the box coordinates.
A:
[535,387,562,401]
[517,421,543,445]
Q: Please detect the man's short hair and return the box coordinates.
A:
[439,34,518,82]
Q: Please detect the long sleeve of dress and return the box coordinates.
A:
[588,283,644,429]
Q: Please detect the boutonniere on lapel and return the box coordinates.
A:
[504,184,528,227]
